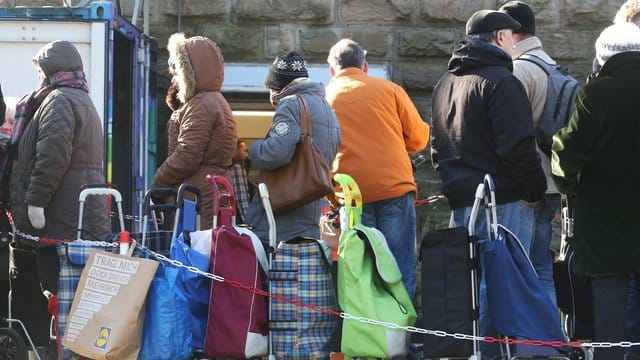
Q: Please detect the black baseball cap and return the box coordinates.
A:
[465,9,521,35]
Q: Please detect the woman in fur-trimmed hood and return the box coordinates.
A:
[152,33,237,229]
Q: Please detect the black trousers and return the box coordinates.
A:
[9,243,59,348]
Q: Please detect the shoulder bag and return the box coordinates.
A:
[258,95,333,214]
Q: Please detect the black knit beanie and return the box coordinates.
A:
[265,51,309,91]
[500,1,536,35]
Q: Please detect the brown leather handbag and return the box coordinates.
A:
[258,95,333,214]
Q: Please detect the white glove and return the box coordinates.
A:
[28,205,46,229]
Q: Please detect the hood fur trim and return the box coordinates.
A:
[167,33,196,103]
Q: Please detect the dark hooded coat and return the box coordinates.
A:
[430,36,546,208]
[9,41,110,242]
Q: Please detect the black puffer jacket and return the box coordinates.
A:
[430,36,546,208]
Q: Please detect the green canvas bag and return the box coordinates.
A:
[335,174,416,359]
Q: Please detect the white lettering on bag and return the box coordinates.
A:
[93,253,139,273]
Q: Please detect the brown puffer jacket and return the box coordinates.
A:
[9,41,111,243]
[152,34,237,229]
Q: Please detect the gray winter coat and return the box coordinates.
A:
[246,78,341,243]
[9,41,110,242]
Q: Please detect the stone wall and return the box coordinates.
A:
[122,0,624,228]
[116,0,623,98]
[12,0,627,227]
[14,0,624,113]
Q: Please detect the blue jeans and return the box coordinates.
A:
[592,274,634,360]
[452,200,535,357]
[361,192,416,299]
[626,275,640,359]
[532,194,560,308]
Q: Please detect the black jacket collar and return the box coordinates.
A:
[448,36,514,75]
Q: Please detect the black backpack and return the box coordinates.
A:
[518,54,580,157]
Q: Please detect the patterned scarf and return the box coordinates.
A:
[0,70,89,203]
[11,70,89,147]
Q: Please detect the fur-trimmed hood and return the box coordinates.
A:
[167,33,224,103]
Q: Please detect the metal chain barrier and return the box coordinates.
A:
[138,247,640,351]
[110,211,139,222]
[12,229,119,248]
[11,229,640,351]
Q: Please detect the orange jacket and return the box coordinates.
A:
[326,68,429,203]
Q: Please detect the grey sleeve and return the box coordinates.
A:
[249,99,301,170]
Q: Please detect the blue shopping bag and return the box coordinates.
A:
[483,225,568,353]
[139,263,192,360]
[170,231,211,350]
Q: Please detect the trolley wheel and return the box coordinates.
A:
[568,347,587,360]
[191,350,214,359]
[0,328,27,360]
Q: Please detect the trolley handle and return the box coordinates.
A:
[258,183,277,250]
[173,183,203,240]
[143,188,178,214]
[467,174,498,238]
[77,187,125,240]
[206,175,235,228]
[482,174,498,238]
[215,175,236,216]
[176,183,202,213]
[78,187,123,203]
[333,173,362,230]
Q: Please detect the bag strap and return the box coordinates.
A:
[517,53,552,75]
[295,94,312,137]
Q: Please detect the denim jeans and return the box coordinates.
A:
[532,194,560,308]
[452,200,535,357]
[361,192,416,299]
[592,274,638,360]
[627,275,640,359]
